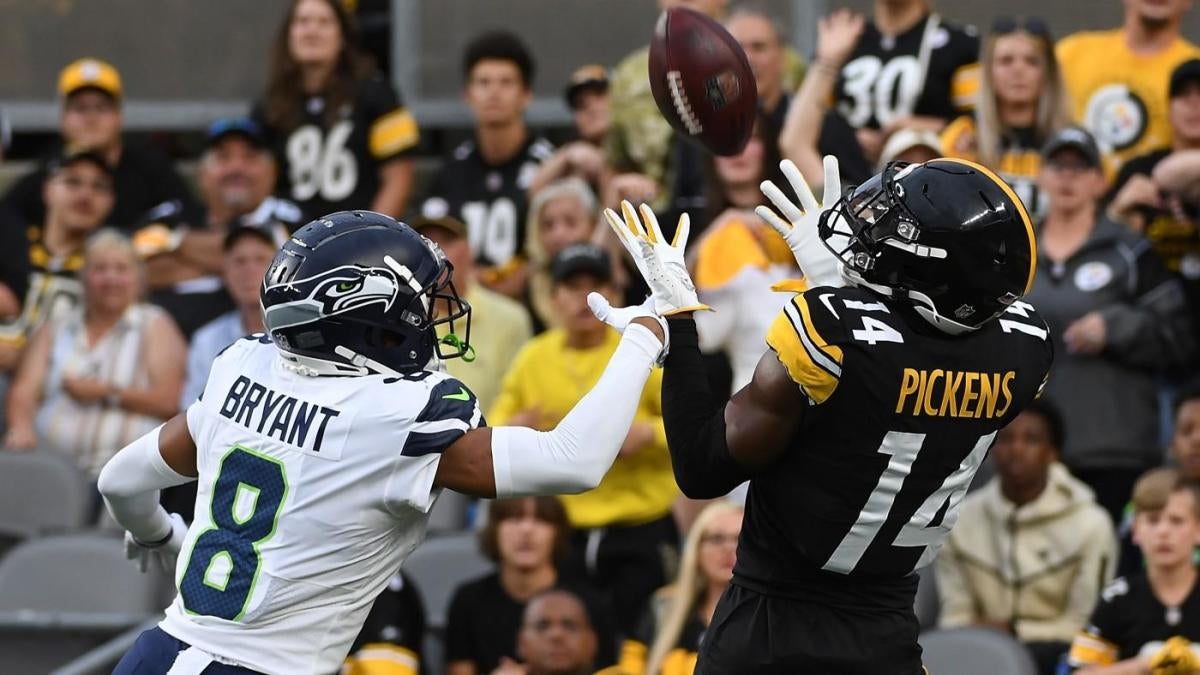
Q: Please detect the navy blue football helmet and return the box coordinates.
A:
[260,211,472,376]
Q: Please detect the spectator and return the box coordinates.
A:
[489,244,677,634]
[524,178,600,332]
[0,58,193,231]
[527,65,609,197]
[0,150,113,373]
[421,31,553,299]
[179,227,275,409]
[133,118,303,337]
[936,401,1116,675]
[445,497,618,675]
[878,127,942,166]
[1064,469,1200,673]
[505,589,616,675]
[253,0,418,218]
[1057,0,1199,172]
[832,0,980,163]
[1107,59,1200,319]
[4,231,185,482]
[726,7,794,150]
[691,118,796,393]
[412,215,532,414]
[1029,126,1194,524]
[343,571,426,675]
[941,17,1071,217]
[620,500,743,675]
[777,9,878,188]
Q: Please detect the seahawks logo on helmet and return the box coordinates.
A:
[263,263,420,331]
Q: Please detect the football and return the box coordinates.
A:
[648,6,758,156]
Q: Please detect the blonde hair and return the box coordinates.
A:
[645,501,743,675]
[974,30,1070,168]
[82,228,144,301]
[524,178,599,328]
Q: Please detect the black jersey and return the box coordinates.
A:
[1067,574,1200,669]
[834,13,979,130]
[253,74,419,218]
[737,285,1053,606]
[420,135,554,268]
[0,224,85,347]
[342,571,425,675]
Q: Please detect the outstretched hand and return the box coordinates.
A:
[603,200,711,316]
[756,155,847,289]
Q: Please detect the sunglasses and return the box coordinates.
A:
[991,16,1052,40]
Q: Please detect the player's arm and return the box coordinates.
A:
[434,315,666,499]
[661,317,805,498]
[97,412,197,543]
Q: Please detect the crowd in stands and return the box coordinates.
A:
[1,0,1200,673]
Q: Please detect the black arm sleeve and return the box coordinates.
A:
[662,317,751,499]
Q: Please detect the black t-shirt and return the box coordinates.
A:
[817,111,875,186]
[420,135,554,268]
[0,142,195,232]
[444,572,618,672]
[0,205,31,306]
[253,73,419,218]
[742,285,1053,608]
[834,13,979,130]
[341,571,426,675]
[1068,574,1200,668]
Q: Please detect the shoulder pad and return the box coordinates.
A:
[400,375,486,457]
[764,288,850,404]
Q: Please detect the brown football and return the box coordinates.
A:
[648,6,758,156]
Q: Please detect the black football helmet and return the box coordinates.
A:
[818,158,1036,334]
[260,211,472,376]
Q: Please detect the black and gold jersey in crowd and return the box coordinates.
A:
[620,603,706,675]
[252,74,419,218]
[1067,574,1200,669]
[1107,149,1200,285]
[834,13,979,130]
[735,285,1052,607]
[0,225,85,346]
[341,572,425,675]
[940,116,1047,216]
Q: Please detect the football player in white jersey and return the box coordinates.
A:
[97,210,701,674]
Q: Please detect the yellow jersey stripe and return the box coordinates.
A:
[766,307,840,404]
[1067,633,1119,666]
[619,638,648,675]
[344,643,418,675]
[793,294,844,372]
[951,62,980,110]
[369,108,420,158]
[938,158,1036,295]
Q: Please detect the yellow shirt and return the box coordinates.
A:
[489,328,676,528]
[441,284,532,414]
[1057,30,1200,170]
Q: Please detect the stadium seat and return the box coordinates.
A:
[915,564,940,629]
[427,490,472,532]
[0,532,162,614]
[0,450,92,542]
[403,532,491,629]
[919,627,1037,675]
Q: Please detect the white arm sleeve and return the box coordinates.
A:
[490,323,661,498]
[97,424,195,543]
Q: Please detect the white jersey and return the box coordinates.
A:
[160,335,484,674]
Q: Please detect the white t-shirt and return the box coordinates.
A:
[160,335,483,674]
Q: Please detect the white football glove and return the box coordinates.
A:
[603,201,711,316]
[756,155,847,289]
[124,512,188,574]
[587,294,670,364]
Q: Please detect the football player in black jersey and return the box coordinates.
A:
[604,153,1053,673]
[253,0,419,219]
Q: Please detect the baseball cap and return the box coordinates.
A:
[411,215,468,240]
[58,58,123,100]
[48,148,114,177]
[551,243,612,283]
[564,64,609,110]
[206,117,266,149]
[878,128,943,166]
[1170,59,1200,98]
[1041,126,1102,168]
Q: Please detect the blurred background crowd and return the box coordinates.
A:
[1,0,1199,674]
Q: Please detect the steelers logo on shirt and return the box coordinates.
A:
[1083,84,1148,151]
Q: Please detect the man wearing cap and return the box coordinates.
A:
[528,65,610,197]
[489,243,678,635]
[1029,126,1194,523]
[131,117,304,337]
[1109,58,1200,320]
[0,150,114,372]
[1057,0,1200,171]
[0,58,192,230]
[412,214,532,413]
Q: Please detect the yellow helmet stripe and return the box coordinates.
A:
[936,158,1037,295]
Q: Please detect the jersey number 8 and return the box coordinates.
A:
[180,446,289,621]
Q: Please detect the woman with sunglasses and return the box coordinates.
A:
[941,18,1071,217]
